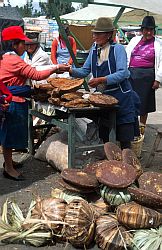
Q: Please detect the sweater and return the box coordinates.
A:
[0,54,54,87]
[126,35,162,84]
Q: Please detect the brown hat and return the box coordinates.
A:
[92,17,114,33]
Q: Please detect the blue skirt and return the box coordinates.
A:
[0,101,29,149]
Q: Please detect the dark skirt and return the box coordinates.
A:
[99,122,135,143]
[0,101,29,149]
[129,67,155,115]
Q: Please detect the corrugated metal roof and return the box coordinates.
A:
[0,6,22,20]
[0,6,24,30]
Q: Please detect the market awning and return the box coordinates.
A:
[61,5,133,23]
[69,0,162,15]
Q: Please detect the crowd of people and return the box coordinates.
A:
[0,15,161,181]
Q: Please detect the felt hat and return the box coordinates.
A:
[141,16,157,29]
[2,26,32,42]
[92,17,114,33]
[25,32,40,45]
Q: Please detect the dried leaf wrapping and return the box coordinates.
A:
[100,185,132,206]
[132,226,162,250]
[96,214,132,250]
[31,197,67,233]
[64,199,95,247]
[90,198,110,219]
[0,200,52,247]
[116,202,162,229]
[51,188,84,203]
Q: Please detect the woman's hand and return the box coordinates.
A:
[57,64,71,74]
[152,80,160,90]
[88,77,106,88]
[1,102,10,111]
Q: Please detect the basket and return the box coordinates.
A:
[131,134,144,158]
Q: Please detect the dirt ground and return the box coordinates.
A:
[0,124,161,250]
[0,84,162,250]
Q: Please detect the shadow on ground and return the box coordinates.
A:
[0,155,58,196]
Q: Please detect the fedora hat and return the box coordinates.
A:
[2,26,32,42]
[92,17,114,33]
[25,32,40,45]
[141,16,157,29]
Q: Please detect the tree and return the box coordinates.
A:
[7,0,11,6]
[40,0,75,18]
[16,0,33,17]
[15,0,75,18]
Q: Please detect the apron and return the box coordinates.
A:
[56,38,70,64]
[91,43,135,125]
[129,67,155,115]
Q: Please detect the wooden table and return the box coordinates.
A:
[28,105,118,168]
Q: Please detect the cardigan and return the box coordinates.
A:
[126,35,162,84]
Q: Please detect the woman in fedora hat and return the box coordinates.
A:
[0,25,70,181]
[126,16,162,134]
[64,17,140,149]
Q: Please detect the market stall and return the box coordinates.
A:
[28,79,118,168]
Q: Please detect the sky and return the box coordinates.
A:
[4,0,79,8]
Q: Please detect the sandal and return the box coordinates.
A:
[139,124,146,135]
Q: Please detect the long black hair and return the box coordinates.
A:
[1,39,22,54]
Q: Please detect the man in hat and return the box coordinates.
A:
[62,17,140,149]
[25,32,52,67]
[126,16,162,134]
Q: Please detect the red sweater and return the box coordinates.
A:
[0,81,12,102]
[0,54,54,87]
